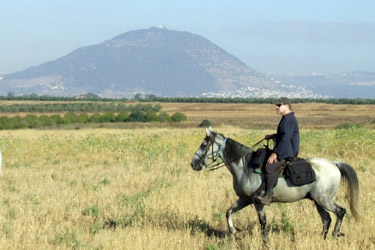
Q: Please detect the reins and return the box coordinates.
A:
[201,137,269,172]
[251,138,267,148]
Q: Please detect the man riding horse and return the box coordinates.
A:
[255,97,300,205]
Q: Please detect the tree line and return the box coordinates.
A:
[1,92,375,104]
[139,96,375,105]
[0,110,187,130]
[0,102,162,113]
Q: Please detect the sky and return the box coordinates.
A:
[1,0,374,75]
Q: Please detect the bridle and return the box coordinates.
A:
[195,134,227,171]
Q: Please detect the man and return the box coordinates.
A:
[255,97,300,205]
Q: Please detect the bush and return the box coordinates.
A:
[90,113,102,123]
[102,112,116,123]
[158,112,171,122]
[170,112,187,122]
[78,113,89,123]
[116,111,129,122]
[64,112,78,124]
[145,110,159,122]
[128,110,146,122]
[50,115,63,125]
[24,114,39,128]
[39,115,53,126]
[199,119,212,128]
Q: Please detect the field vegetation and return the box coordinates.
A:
[0,102,374,249]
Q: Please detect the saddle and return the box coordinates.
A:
[251,148,316,186]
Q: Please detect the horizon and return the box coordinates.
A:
[1,1,374,75]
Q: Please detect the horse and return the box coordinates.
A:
[190,128,360,242]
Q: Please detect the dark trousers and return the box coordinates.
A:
[264,160,286,193]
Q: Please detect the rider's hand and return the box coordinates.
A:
[267,153,278,164]
[265,134,275,140]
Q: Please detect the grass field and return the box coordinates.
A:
[0,103,374,249]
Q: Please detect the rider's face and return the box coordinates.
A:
[276,104,290,115]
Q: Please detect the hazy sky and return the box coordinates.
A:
[1,0,374,75]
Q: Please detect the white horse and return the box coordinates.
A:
[190,128,360,242]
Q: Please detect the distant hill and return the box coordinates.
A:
[2,27,372,98]
[0,27,292,98]
[264,71,375,99]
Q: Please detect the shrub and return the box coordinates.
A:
[128,110,146,122]
[78,113,89,123]
[145,110,159,122]
[50,115,63,125]
[63,112,78,124]
[90,113,103,123]
[24,114,39,128]
[102,112,116,123]
[116,111,129,122]
[158,112,171,122]
[170,112,187,122]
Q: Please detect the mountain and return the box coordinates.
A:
[4,27,371,98]
[264,71,375,99]
[0,27,295,98]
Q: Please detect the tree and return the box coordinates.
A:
[135,93,143,100]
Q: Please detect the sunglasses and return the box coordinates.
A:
[276,104,283,107]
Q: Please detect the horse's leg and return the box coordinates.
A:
[315,199,347,238]
[226,198,251,237]
[331,203,346,238]
[254,202,268,243]
[314,201,332,239]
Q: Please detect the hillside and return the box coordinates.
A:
[1,27,299,98]
[3,27,372,98]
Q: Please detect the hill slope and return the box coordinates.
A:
[1,27,287,97]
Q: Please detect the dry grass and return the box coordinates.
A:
[0,126,374,249]
[159,102,375,129]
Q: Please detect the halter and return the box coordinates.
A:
[195,134,227,171]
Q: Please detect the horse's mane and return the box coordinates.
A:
[224,137,253,164]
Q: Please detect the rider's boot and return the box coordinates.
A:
[255,191,273,206]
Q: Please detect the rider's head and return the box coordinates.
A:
[274,97,292,115]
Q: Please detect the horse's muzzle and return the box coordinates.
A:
[190,159,203,171]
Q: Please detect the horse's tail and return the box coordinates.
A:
[335,162,360,221]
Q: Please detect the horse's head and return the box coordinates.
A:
[190,127,227,171]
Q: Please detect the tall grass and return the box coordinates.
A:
[0,127,374,249]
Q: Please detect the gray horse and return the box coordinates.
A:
[190,128,360,242]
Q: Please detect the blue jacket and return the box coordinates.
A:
[273,112,299,161]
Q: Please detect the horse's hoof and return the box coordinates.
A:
[234,232,244,239]
[228,231,244,240]
[333,232,345,238]
[262,236,268,244]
